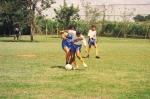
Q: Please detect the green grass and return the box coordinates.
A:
[0,35,150,99]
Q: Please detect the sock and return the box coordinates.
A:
[96,48,99,56]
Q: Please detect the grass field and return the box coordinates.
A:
[0,36,150,99]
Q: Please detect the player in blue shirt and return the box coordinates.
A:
[60,31,72,64]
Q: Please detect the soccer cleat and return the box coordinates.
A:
[96,56,100,59]
[83,63,88,68]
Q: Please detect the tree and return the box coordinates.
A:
[0,0,55,41]
[145,14,150,21]
[54,3,80,29]
[25,0,55,41]
[81,1,102,35]
[133,14,150,22]
[133,15,145,22]
[0,0,27,35]
[82,1,101,24]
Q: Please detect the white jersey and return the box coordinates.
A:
[15,28,19,31]
[68,30,76,40]
[88,30,97,39]
[74,35,86,46]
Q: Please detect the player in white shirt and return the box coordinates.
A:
[86,25,100,58]
[70,32,88,69]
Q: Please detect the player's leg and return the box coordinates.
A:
[86,39,91,58]
[16,34,19,40]
[14,35,16,40]
[71,52,78,69]
[94,42,100,59]
[63,46,70,64]
[14,31,16,41]
[76,48,87,67]
[69,47,78,69]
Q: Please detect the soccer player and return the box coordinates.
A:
[86,25,100,59]
[70,32,88,69]
[68,25,76,41]
[68,25,88,54]
[60,31,72,64]
[14,23,20,41]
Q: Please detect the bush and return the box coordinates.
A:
[35,16,150,38]
[103,21,149,38]
[0,22,3,35]
[127,23,148,37]
[76,20,90,35]
[21,25,30,35]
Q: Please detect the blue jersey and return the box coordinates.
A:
[62,33,73,49]
[66,33,73,43]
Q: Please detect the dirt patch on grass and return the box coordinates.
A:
[17,54,37,58]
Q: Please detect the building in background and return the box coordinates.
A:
[43,0,150,22]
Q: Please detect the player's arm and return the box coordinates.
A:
[77,37,83,40]
[61,33,68,40]
[88,30,91,39]
[72,37,83,43]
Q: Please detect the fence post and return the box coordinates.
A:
[57,27,59,37]
[46,20,48,36]
[101,4,106,35]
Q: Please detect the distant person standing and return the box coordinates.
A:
[86,25,100,59]
[14,23,20,40]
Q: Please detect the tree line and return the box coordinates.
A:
[0,0,150,41]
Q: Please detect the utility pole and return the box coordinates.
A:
[46,20,48,36]
[101,4,106,35]
[63,0,67,6]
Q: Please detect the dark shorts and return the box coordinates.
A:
[88,38,96,47]
[70,44,82,53]
[62,40,71,49]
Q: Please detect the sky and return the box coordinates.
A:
[48,0,150,8]
[43,0,150,21]
[51,0,150,5]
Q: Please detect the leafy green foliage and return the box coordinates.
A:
[133,14,150,22]
[0,0,55,41]
[145,15,150,21]
[83,2,102,24]
[54,4,80,28]
[35,17,150,38]
[104,22,149,38]
[36,16,58,35]
[134,15,145,22]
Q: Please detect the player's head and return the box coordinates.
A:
[59,31,65,35]
[68,25,76,30]
[91,25,96,31]
[15,23,19,28]
[76,31,81,37]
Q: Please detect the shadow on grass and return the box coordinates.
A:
[51,66,65,69]
[51,65,86,71]
[82,56,88,58]
[82,56,101,59]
